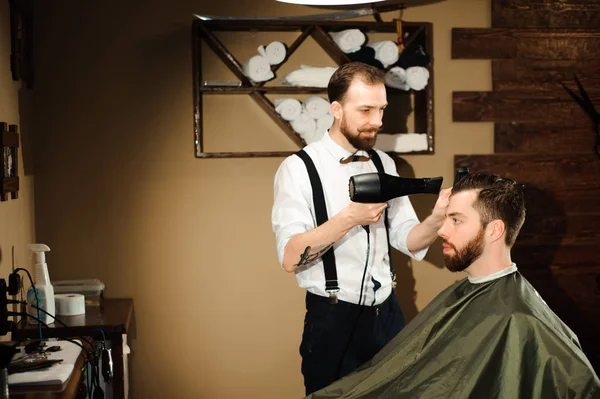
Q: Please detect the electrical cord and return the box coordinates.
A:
[7,311,91,359]
[7,268,105,397]
[357,226,371,306]
[7,300,95,348]
[8,310,104,397]
[13,268,42,341]
[335,226,371,380]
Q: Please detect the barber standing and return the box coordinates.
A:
[271,62,450,396]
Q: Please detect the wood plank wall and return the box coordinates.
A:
[451,0,600,371]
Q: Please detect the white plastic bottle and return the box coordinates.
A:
[26,243,55,325]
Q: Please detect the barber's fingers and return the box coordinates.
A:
[440,187,452,200]
[348,202,388,225]
[364,212,382,225]
[437,188,452,207]
[370,203,387,218]
[371,204,387,223]
[374,202,388,212]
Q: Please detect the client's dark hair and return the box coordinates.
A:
[453,173,526,247]
[327,62,385,104]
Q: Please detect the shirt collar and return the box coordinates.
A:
[321,130,370,163]
[468,263,518,284]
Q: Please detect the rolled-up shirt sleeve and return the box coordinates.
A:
[387,196,427,261]
[272,157,315,267]
[380,151,428,261]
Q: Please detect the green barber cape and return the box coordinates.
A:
[307,271,600,399]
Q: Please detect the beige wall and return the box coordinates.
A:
[0,0,36,332]
[31,0,492,397]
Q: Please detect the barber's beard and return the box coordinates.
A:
[341,118,380,151]
[443,228,485,273]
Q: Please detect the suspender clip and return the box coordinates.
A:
[327,289,340,305]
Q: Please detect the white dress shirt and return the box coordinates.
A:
[272,132,427,306]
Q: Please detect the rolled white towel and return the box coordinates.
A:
[282,65,338,88]
[257,41,286,66]
[367,40,399,68]
[405,67,430,91]
[330,29,366,53]
[375,133,429,153]
[384,67,410,91]
[242,55,274,83]
[274,98,302,121]
[303,96,330,119]
[316,113,334,135]
[291,111,317,143]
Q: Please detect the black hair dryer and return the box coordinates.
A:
[349,173,443,203]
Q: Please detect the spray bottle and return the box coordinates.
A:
[26,244,55,325]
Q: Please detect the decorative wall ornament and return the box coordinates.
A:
[0,123,20,201]
[9,0,34,88]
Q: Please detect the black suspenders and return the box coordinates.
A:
[368,150,397,290]
[294,150,340,303]
[294,149,396,304]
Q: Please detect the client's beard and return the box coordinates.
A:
[341,118,380,151]
[443,228,485,272]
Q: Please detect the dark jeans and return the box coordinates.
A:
[300,291,405,396]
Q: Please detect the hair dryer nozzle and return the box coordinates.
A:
[349,173,443,203]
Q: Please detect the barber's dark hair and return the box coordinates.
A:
[452,173,526,247]
[327,62,385,104]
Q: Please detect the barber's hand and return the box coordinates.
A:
[342,201,388,228]
[432,188,452,221]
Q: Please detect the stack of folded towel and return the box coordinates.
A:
[258,41,286,66]
[328,29,431,91]
[376,133,429,153]
[281,65,338,88]
[385,66,430,91]
[242,41,287,83]
[274,96,334,144]
[366,41,399,68]
[330,29,366,53]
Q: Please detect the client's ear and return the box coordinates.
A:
[489,220,505,242]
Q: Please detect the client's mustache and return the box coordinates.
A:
[442,239,457,252]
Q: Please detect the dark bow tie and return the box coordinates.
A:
[339,153,372,164]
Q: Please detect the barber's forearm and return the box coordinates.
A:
[282,213,354,273]
[406,215,444,255]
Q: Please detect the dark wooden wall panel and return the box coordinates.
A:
[452,28,600,60]
[518,214,600,245]
[452,1,600,372]
[512,245,600,268]
[492,0,600,28]
[522,270,600,340]
[492,60,600,91]
[454,154,600,183]
[524,269,600,311]
[453,90,600,124]
[454,154,600,214]
[495,123,597,153]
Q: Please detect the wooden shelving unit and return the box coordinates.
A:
[192,18,434,158]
